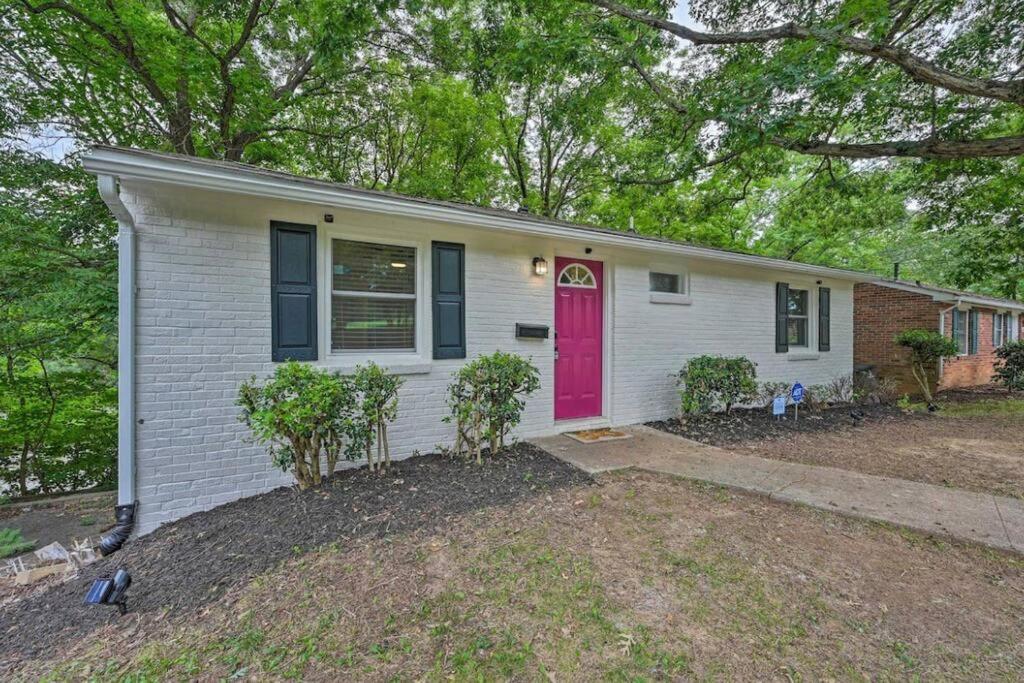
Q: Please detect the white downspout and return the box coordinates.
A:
[97,175,135,508]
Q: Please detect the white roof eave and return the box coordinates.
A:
[83,146,877,283]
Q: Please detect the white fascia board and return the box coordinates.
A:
[873,280,1024,311]
[83,147,873,282]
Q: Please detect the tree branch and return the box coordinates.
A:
[771,134,1024,159]
[588,0,1024,105]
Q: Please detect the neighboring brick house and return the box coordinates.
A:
[854,280,1024,395]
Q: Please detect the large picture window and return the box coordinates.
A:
[787,288,809,347]
[331,239,416,351]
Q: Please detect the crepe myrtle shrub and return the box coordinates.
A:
[757,381,790,408]
[678,355,758,415]
[445,351,540,463]
[994,340,1024,391]
[894,329,959,407]
[238,361,363,489]
[352,362,404,472]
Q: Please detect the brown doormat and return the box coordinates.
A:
[563,428,633,444]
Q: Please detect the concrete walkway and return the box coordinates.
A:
[532,425,1024,554]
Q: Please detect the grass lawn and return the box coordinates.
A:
[928,397,1024,417]
[30,473,1024,681]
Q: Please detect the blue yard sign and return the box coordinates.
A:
[791,382,805,403]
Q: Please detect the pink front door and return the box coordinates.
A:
[554,257,603,420]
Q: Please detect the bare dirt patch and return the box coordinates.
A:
[20,473,1024,681]
[726,409,1024,500]
[650,393,1024,500]
[0,443,590,669]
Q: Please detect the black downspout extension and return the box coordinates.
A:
[99,501,137,556]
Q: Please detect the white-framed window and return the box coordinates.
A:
[953,309,968,355]
[649,271,685,294]
[558,263,597,288]
[330,238,417,352]
[995,313,1007,348]
[787,287,809,348]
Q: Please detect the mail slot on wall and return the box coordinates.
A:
[515,323,549,339]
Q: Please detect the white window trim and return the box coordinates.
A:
[557,262,598,288]
[953,308,969,356]
[786,284,814,351]
[316,224,431,369]
[648,266,690,304]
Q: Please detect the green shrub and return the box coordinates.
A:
[238,362,364,489]
[894,329,959,405]
[352,362,404,472]
[758,382,789,407]
[678,355,758,415]
[853,370,900,405]
[446,351,540,463]
[994,340,1024,391]
[0,527,34,559]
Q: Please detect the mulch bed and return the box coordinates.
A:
[0,443,591,666]
[648,402,909,447]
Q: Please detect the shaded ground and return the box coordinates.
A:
[0,443,589,669]
[729,400,1024,500]
[0,492,115,550]
[651,395,1024,500]
[648,402,908,447]
[20,473,1024,681]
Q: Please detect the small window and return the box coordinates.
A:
[787,288,809,348]
[953,309,968,354]
[995,313,1005,348]
[331,239,416,351]
[650,271,684,294]
[558,263,596,288]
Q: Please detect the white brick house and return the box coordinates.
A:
[84,147,871,534]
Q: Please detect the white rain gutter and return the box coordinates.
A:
[82,147,873,283]
[97,174,135,507]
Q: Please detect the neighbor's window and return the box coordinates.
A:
[331,239,416,351]
[786,288,809,347]
[953,309,968,354]
[649,271,685,294]
[995,313,1006,348]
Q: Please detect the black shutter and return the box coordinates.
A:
[432,241,465,359]
[818,287,831,352]
[969,309,979,354]
[775,282,789,353]
[270,221,317,362]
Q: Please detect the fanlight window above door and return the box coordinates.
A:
[557,263,597,288]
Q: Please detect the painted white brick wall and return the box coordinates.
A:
[122,181,854,534]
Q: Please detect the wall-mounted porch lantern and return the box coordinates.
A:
[532,256,548,276]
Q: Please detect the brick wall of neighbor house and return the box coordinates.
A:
[853,283,942,394]
[939,306,999,390]
[121,180,856,534]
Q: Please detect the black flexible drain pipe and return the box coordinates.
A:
[99,501,137,556]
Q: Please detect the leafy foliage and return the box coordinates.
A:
[0,152,117,497]
[677,355,758,415]
[994,340,1024,391]
[0,527,34,559]
[895,329,960,404]
[446,352,540,463]
[351,362,403,472]
[238,362,364,489]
